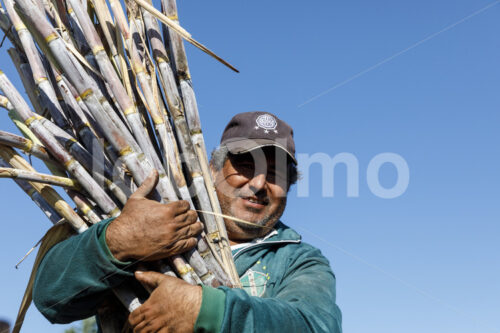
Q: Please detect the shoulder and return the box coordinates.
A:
[272,221,333,273]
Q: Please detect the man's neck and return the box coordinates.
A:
[228,229,278,247]
[228,234,263,246]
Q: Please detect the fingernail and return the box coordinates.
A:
[135,270,144,274]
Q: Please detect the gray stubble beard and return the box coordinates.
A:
[219,193,287,238]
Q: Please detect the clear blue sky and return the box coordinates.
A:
[1,0,500,332]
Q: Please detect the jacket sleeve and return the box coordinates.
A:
[33,219,134,324]
[195,247,342,333]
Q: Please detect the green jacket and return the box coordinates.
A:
[33,219,342,332]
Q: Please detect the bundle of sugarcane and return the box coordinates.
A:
[0,0,240,329]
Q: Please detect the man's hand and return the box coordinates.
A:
[106,170,204,261]
[129,271,202,333]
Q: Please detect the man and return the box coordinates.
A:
[33,111,342,332]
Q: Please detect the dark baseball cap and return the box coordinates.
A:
[220,111,297,164]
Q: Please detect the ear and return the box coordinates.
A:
[210,163,219,184]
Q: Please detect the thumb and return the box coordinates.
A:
[135,271,167,290]
[130,170,159,199]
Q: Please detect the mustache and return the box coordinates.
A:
[235,188,269,202]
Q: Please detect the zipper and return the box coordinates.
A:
[233,239,301,260]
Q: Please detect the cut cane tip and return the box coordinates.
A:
[132,0,239,73]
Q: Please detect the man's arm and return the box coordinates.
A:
[33,219,132,323]
[33,171,204,324]
[128,247,342,333]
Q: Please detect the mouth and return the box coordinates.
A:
[241,196,269,208]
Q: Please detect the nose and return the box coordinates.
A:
[248,172,267,193]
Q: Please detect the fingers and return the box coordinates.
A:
[129,313,163,333]
[184,237,198,250]
[135,271,167,289]
[172,237,198,254]
[129,306,157,333]
[129,305,149,332]
[131,170,159,199]
[174,210,199,228]
[177,221,204,239]
[169,200,190,215]
[129,304,145,328]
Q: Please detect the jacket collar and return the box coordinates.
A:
[232,221,302,263]
[268,221,302,242]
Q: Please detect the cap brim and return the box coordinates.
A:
[224,138,297,164]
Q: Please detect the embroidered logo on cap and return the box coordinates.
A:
[255,114,278,134]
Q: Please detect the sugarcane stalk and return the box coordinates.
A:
[0,70,120,217]
[51,70,115,168]
[158,109,229,283]
[161,0,208,164]
[95,1,217,286]
[128,2,147,58]
[161,0,200,139]
[0,94,67,177]
[169,256,201,285]
[43,0,74,46]
[18,0,143,158]
[55,71,121,164]
[14,0,143,176]
[3,0,241,317]
[52,0,69,28]
[135,90,162,161]
[67,189,103,223]
[52,71,93,132]
[139,7,231,287]
[66,5,91,56]
[141,4,212,216]
[0,167,79,188]
[157,2,228,263]
[41,116,122,200]
[72,1,183,211]
[0,4,23,51]
[0,145,87,232]
[194,152,237,281]
[109,0,163,112]
[8,48,49,118]
[1,71,148,313]
[162,0,241,287]
[17,0,210,290]
[110,0,172,166]
[102,0,197,208]
[8,53,101,169]
[0,157,62,224]
[4,151,141,318]
[155,120,228,284]
[141,7,186,194]
[84,52,117,109]
[4,0,72,132]
[70,20,118,111]
[135,8,228,286]
[90,0,122,74]
[114,16,135,99]
[0,130,53,163]
[39,115,130,205]
[132,0,238,72]
[68,0,164,176]
[40,0,56,24]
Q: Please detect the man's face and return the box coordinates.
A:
[213,147,290,242]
